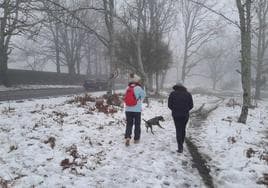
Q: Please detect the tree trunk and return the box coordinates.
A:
[68,61,76,75]
[76,50,81,75]
[103,0,116,94]
[212,80,216,90]
[0,18,8,86]
[255,48,262,100]
[148,73,153,91]
[160,70,168,89]
[104,55,109,76]
[108,43,116,92]
[155,71,159,94]
[55,23,61,74]
[136,34,148,87]
[86,48,91,76]
[136,0,149,89]
[238,34,251,123]
[236,0,252,124]
[181,39,188,83]
[254,0,267,100]
[99,53,103,75]
[0,48,8,86]
[76,60,80,75]
[95,50,98,76]
[255,78,261,99]
[254,25,262,100]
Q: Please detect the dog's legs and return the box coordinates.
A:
[157,123,164,129]
[150,127,154,134]
[145,123,149,133]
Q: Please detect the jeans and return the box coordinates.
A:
[125,112,141,140]
[172,115,189,150]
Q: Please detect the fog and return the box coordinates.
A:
[1,0,267,94]
[1,1,268,187]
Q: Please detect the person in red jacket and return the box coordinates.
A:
[124,74,146,146]
[168,83,193,153]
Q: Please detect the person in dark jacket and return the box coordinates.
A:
[168,83,193,153]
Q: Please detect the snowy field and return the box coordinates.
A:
[0,92,267,188]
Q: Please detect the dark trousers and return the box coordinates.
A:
[172,115,189,150]
[125,112,141,140]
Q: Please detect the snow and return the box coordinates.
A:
[188,95,268,188]
[0,92,267,188]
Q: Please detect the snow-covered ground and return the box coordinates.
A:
[189,95,268,188]
[0,92,267,188]
[0,85,82,92]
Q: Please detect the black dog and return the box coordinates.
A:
[143,116,165,134]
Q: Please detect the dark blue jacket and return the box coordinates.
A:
[168,90,193,117]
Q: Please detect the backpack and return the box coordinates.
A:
[124,85,137,106]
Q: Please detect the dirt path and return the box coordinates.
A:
[185,138,214,188]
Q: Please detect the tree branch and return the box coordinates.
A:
[188,0,240,28]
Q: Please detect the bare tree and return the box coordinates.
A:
[146,0,176,93]
[59,23,86,75]
[187,0,254,124]
[117,0,148,87]
[53,1,88,75]
[179,0,219,83]
[0,0,118,85]
[43,0,119,93]
[202,45,229,90]
[17,39,50,71]
[103,0,117,93]
[84,34,97,76]
[136,0,148,85]
[0,0,43,86]
[42,0,62,73]
[252,0,268,99]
